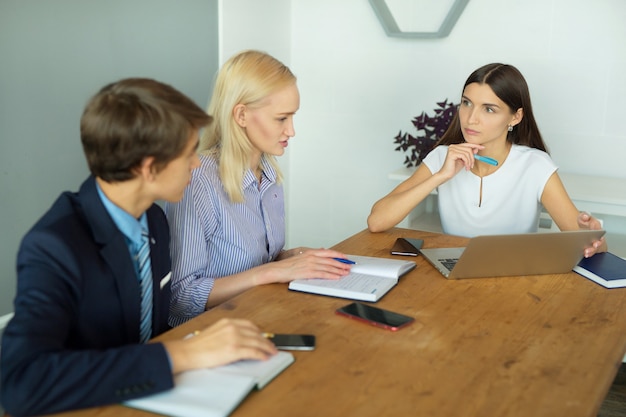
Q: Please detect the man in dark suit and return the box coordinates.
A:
[0,78,277,416]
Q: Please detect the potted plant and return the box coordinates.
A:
[393,99,458,168]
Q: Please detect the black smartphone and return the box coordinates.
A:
[390,237,424,256]
[267,334,316,351]
[336,302,414,331]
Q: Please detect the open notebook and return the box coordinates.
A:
[125,351,294,417]
[288,254,416,301]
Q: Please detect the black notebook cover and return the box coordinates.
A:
[574,252,626,288]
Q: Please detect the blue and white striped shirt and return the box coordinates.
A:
[164,154,285,326]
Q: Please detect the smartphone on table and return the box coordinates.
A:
[390,238,424,256]
[266,333,316,351]
[336,302,414,331]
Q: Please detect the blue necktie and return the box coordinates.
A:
[136,231,153,343]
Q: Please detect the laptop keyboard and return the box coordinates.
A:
[439,258,458,272]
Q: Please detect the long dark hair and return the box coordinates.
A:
[438,63,548,153]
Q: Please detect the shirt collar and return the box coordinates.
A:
[96,182,148,247]
[260,156,278,182]
[243,155,278,189]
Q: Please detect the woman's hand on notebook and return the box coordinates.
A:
[257,248,352,285]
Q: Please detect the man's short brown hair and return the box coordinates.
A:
[80,78,212,181]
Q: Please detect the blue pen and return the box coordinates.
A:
[334,257,356,265]
[474,154,498,166]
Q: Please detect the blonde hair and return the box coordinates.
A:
[201,50,296,202]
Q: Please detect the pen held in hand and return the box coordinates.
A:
[333,257,356,265]
[474,154,498,166]
[183,330,201,339]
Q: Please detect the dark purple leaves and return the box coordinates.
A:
[394,99,458,168]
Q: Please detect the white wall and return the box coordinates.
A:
[218,0,295,242]
[219,0,291,66]
[283,0,626,249]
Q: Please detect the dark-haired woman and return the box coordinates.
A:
[367,63,606,258]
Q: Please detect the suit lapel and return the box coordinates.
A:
[146,206,168,333]
[79,177,141,342]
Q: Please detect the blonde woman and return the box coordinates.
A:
[165,50,350,326]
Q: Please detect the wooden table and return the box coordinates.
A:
[45,228,626,417]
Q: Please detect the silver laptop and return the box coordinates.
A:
[420,230,606,279]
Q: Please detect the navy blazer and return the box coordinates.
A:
[1,176,175,416]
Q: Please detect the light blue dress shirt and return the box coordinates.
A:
[96,183,149,279]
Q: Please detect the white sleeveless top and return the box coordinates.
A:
[422,144,557,237]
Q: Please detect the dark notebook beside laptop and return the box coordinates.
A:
[573,251,626,288]
[420,230,606,279]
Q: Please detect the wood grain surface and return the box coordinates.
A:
[38,228,626,417]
